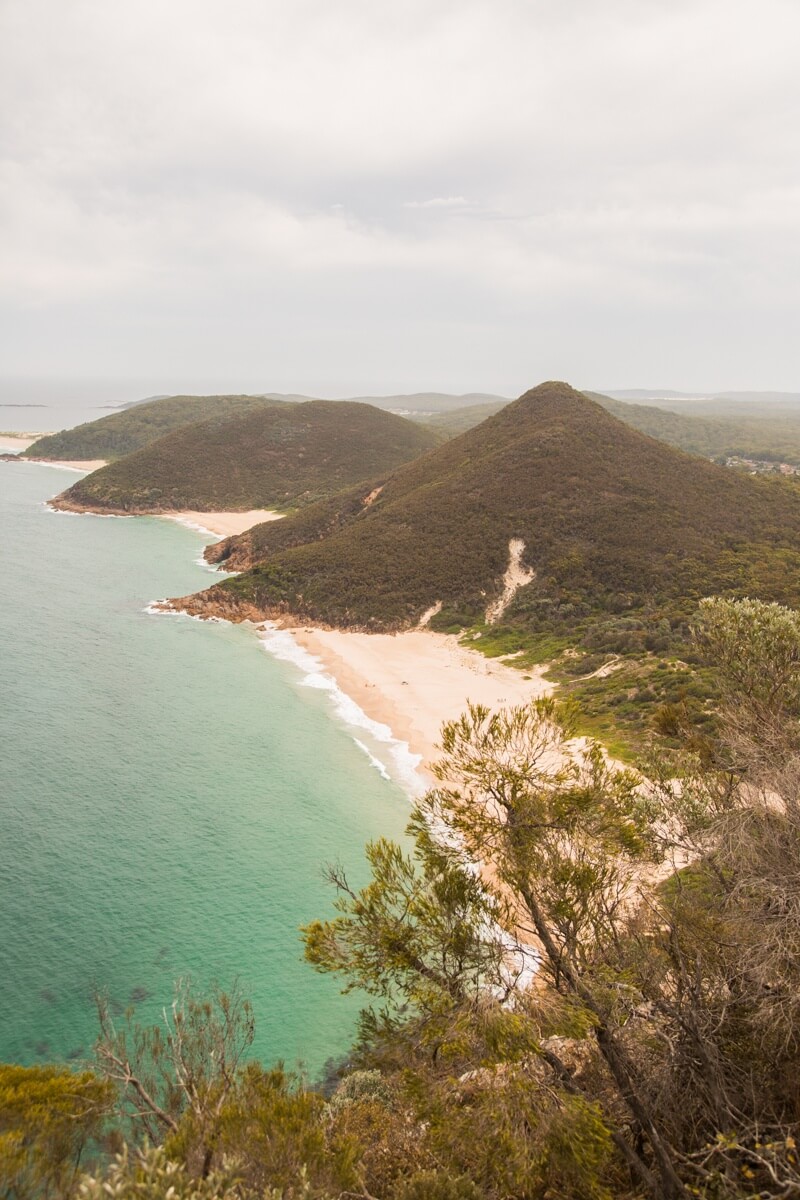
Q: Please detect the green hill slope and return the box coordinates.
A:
[53,402,440,514]
[263,390,509,414]
[590,394,800,465]
[175,382,800,631]
[23,394,280,461]
[414,391,800,464]
[415,401,509,435]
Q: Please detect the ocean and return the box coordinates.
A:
[0,458,412,1073]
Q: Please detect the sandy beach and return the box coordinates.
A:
[289,627,554,782]
[0,435,41,452]
[167,510,284,537]
[44,498,284,533]
[0,437,108,471]
[32,458,108,471]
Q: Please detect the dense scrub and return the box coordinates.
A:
[593,392,800,465]
[55,403,439,514]
[418,390,800,465]
[23,395,282,461]
[413,401,508,435]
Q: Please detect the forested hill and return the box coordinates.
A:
[174,381,800,630]
[31,385,800,467]
[22,394,281,461]
[53,402,440,514]
[420,392,800,465]
[590,393,800,465]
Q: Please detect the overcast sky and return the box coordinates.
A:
[1,0,799,397]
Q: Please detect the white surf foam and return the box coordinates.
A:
[43,503,124,516]
[191,552,236,575]
[353,739,392,781]
[143,600,177,616]
[142,600,226,623]
[257,623,425,797]
[164,515,219,538]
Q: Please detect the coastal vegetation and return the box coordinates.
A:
[415,390,800,467]
[52,403,439,514]
[592,393,800,467]
[4,598,800,1198]
[176,380,800,755]
[409,400,508,435]
[21,395,284,462]
[21,386,800,479]
[180,383,800,633]
[20,393,500,464]
[268,391,510,415]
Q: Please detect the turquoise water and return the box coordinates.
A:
[0,461,411,1072]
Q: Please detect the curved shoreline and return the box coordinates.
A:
[269,624,553,787]
[41,488,552,796]
[47,495,284,539]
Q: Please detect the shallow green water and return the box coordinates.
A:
[0,462,411,1072]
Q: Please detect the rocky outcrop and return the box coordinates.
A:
[50,494,107,515]
[49,493,159,517]
[156,588,276,623]
[203,533,255,570]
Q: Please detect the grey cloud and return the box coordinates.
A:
[403,197,471,209]
[1,0,799,392]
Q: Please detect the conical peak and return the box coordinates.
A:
[486,380,605,432]
[515,380,591,410]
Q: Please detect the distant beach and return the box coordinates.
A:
[0,434,106,471]
[0,434,41,452]
[158,517,554,791]
[166,510,284,538]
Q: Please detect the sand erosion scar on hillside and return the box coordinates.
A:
[486,538,535,624]
[418,601,443,627]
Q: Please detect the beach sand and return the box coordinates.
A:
[34,458,108,471]
[0,435,41,452]
[289,627,554,782]
[1,441,108,471]
[168,510,284,537]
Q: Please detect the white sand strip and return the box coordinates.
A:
[165,510,284,537]
[34,458,107,470]
[7,452,108,470]
[288,627,553,781]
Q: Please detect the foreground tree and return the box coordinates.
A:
[303,829,513,1043]
[77,1145,242,1200]
[0,1064,113,1200]
[306,601,800,1200]
[94,979,254,1177]
[93,988,359,1196]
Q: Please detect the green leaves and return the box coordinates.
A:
[0,1064,113,1200]
[696,595,800,717]
[302,835,505,1019]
